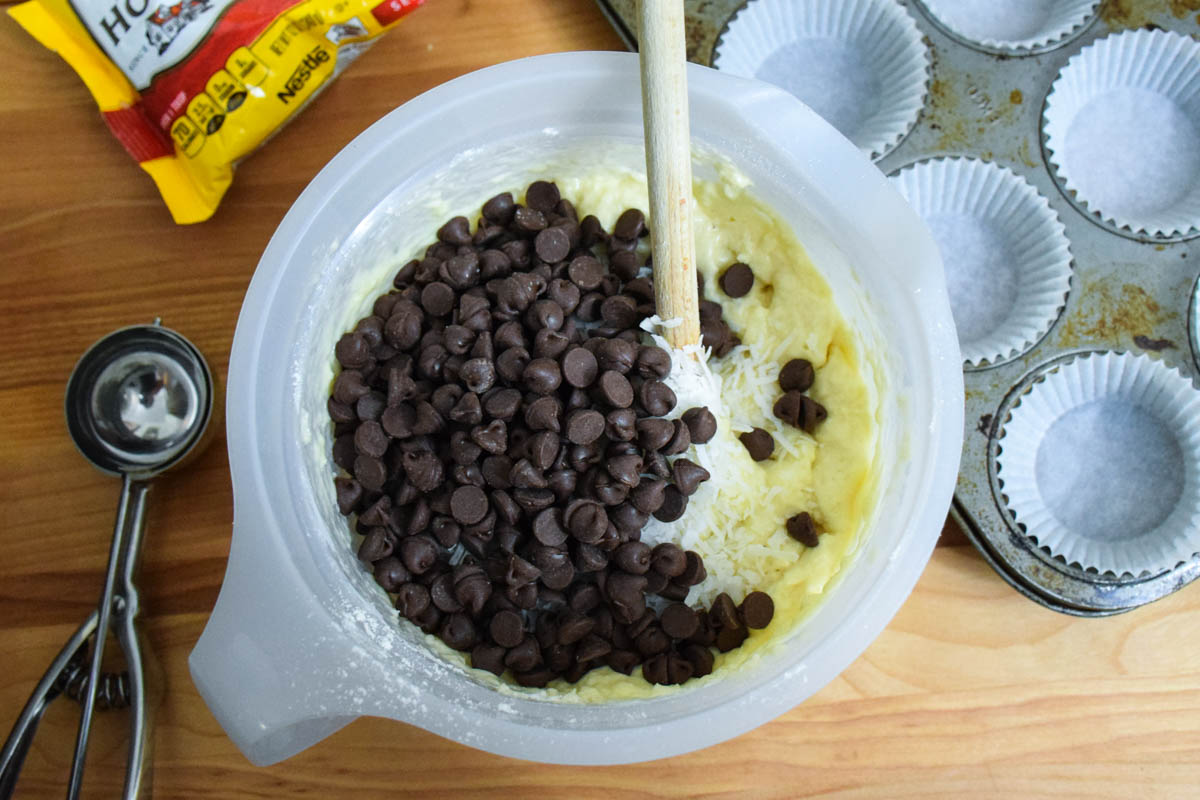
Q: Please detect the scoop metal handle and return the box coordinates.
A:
[66,477,148,800]
[0,479,149,800]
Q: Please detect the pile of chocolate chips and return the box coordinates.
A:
[327,181,776,687]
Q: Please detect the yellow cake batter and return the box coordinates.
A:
[395,163,880,701]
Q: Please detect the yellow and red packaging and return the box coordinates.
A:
[9,0,425,223]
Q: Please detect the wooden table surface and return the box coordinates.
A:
[3,1,1199,797]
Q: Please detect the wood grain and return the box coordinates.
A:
[2,0,1199,797]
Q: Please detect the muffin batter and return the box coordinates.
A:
[402,163,880,701]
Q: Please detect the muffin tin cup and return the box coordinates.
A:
[712,0,930,160]
[996,351,1200,578]
[1043,29,1200,239]
[889,157,1073,368]
[915,0,1100,55]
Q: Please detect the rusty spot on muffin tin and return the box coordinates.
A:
[596,0,1200,613]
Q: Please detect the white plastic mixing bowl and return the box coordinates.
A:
[189,51,962,766]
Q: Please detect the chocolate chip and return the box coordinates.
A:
[471,643,507,676]
[636,381,675,417]
[568,255,604,290]
[489,609,525,648]
[513,206,547,235]
[679,642,714,678]
[401,450,443,492]
[449,485,488,525]
[532,507,568,547]
[641,654,669,685]
[606,454,643,488]
[399,535,439,575]
[596,371,633,408]
[517,396,555,433]
[328,398,356,426]
[627,478,665,515]
[650,543,686,578]
[671,459,710,496]
[439,612,477,651]
[357,528,395,562]
[603,408,636,442]
[506,553,541,586]
[420,282,456,318]
[560,346,598,389]
[715,625,747,653]
[483,192,516,224]
[447,392,481,426]
[355,391,385,422]
[358,495,392,527]
[661,603,700,639]
[596,338,637,374]
[564,409,605,445]
[510,459,548,490]
[532,328,569,360]
[437,216,472,246]
[575,292,605,321]
[778,357,815,393]
[606,572,647,624]
[353,455,388,492]
[335,478,363,515]
[773,391,803,428]
[613,208,645,239]
[738,428,774,462]
[709,594,742,638]
[541,557,576,591]
[484,387,522,421]
[635,346,671,379]
[613,541,652,575]
[652,485,687,522]
[564,499,607,544]
[718,262,754,297]
[599,295,640,328]
[525,180,560,213]
[800,396,827,433]
[525,430,558,470]
[333,370,370,405]
[395,583,431,619]
[681,406,717,444]
[740,591,774,630]
[634,624,671,657]
[496,346,530,384]
[458,357,495,393]
[786,511,820,547]
[513,488,554,512]
[335,333,370,368]
[507,582,538,610]
[387,368,417,405]
[431,516,461,548]
[431,572,464,613]
[534,227,571,263]
[556,610,595,645]
[523,357,562,394]
[442,252,480,290]
[678,551,707,587]
[453,564,492,615]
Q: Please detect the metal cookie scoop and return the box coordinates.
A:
[0,321,214,800]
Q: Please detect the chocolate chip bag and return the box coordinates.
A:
[9,0,425,223]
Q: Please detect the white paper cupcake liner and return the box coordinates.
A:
[917,0,1100,53]
[713,0,930,160]
[1044,29,1200,238]
[889,157,1073,367]
[996,351,1200,577]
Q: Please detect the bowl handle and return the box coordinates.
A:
[188,502,357,766]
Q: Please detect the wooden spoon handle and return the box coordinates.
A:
[638,0,701,350]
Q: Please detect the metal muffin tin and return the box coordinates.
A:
[596,0,1200,615]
